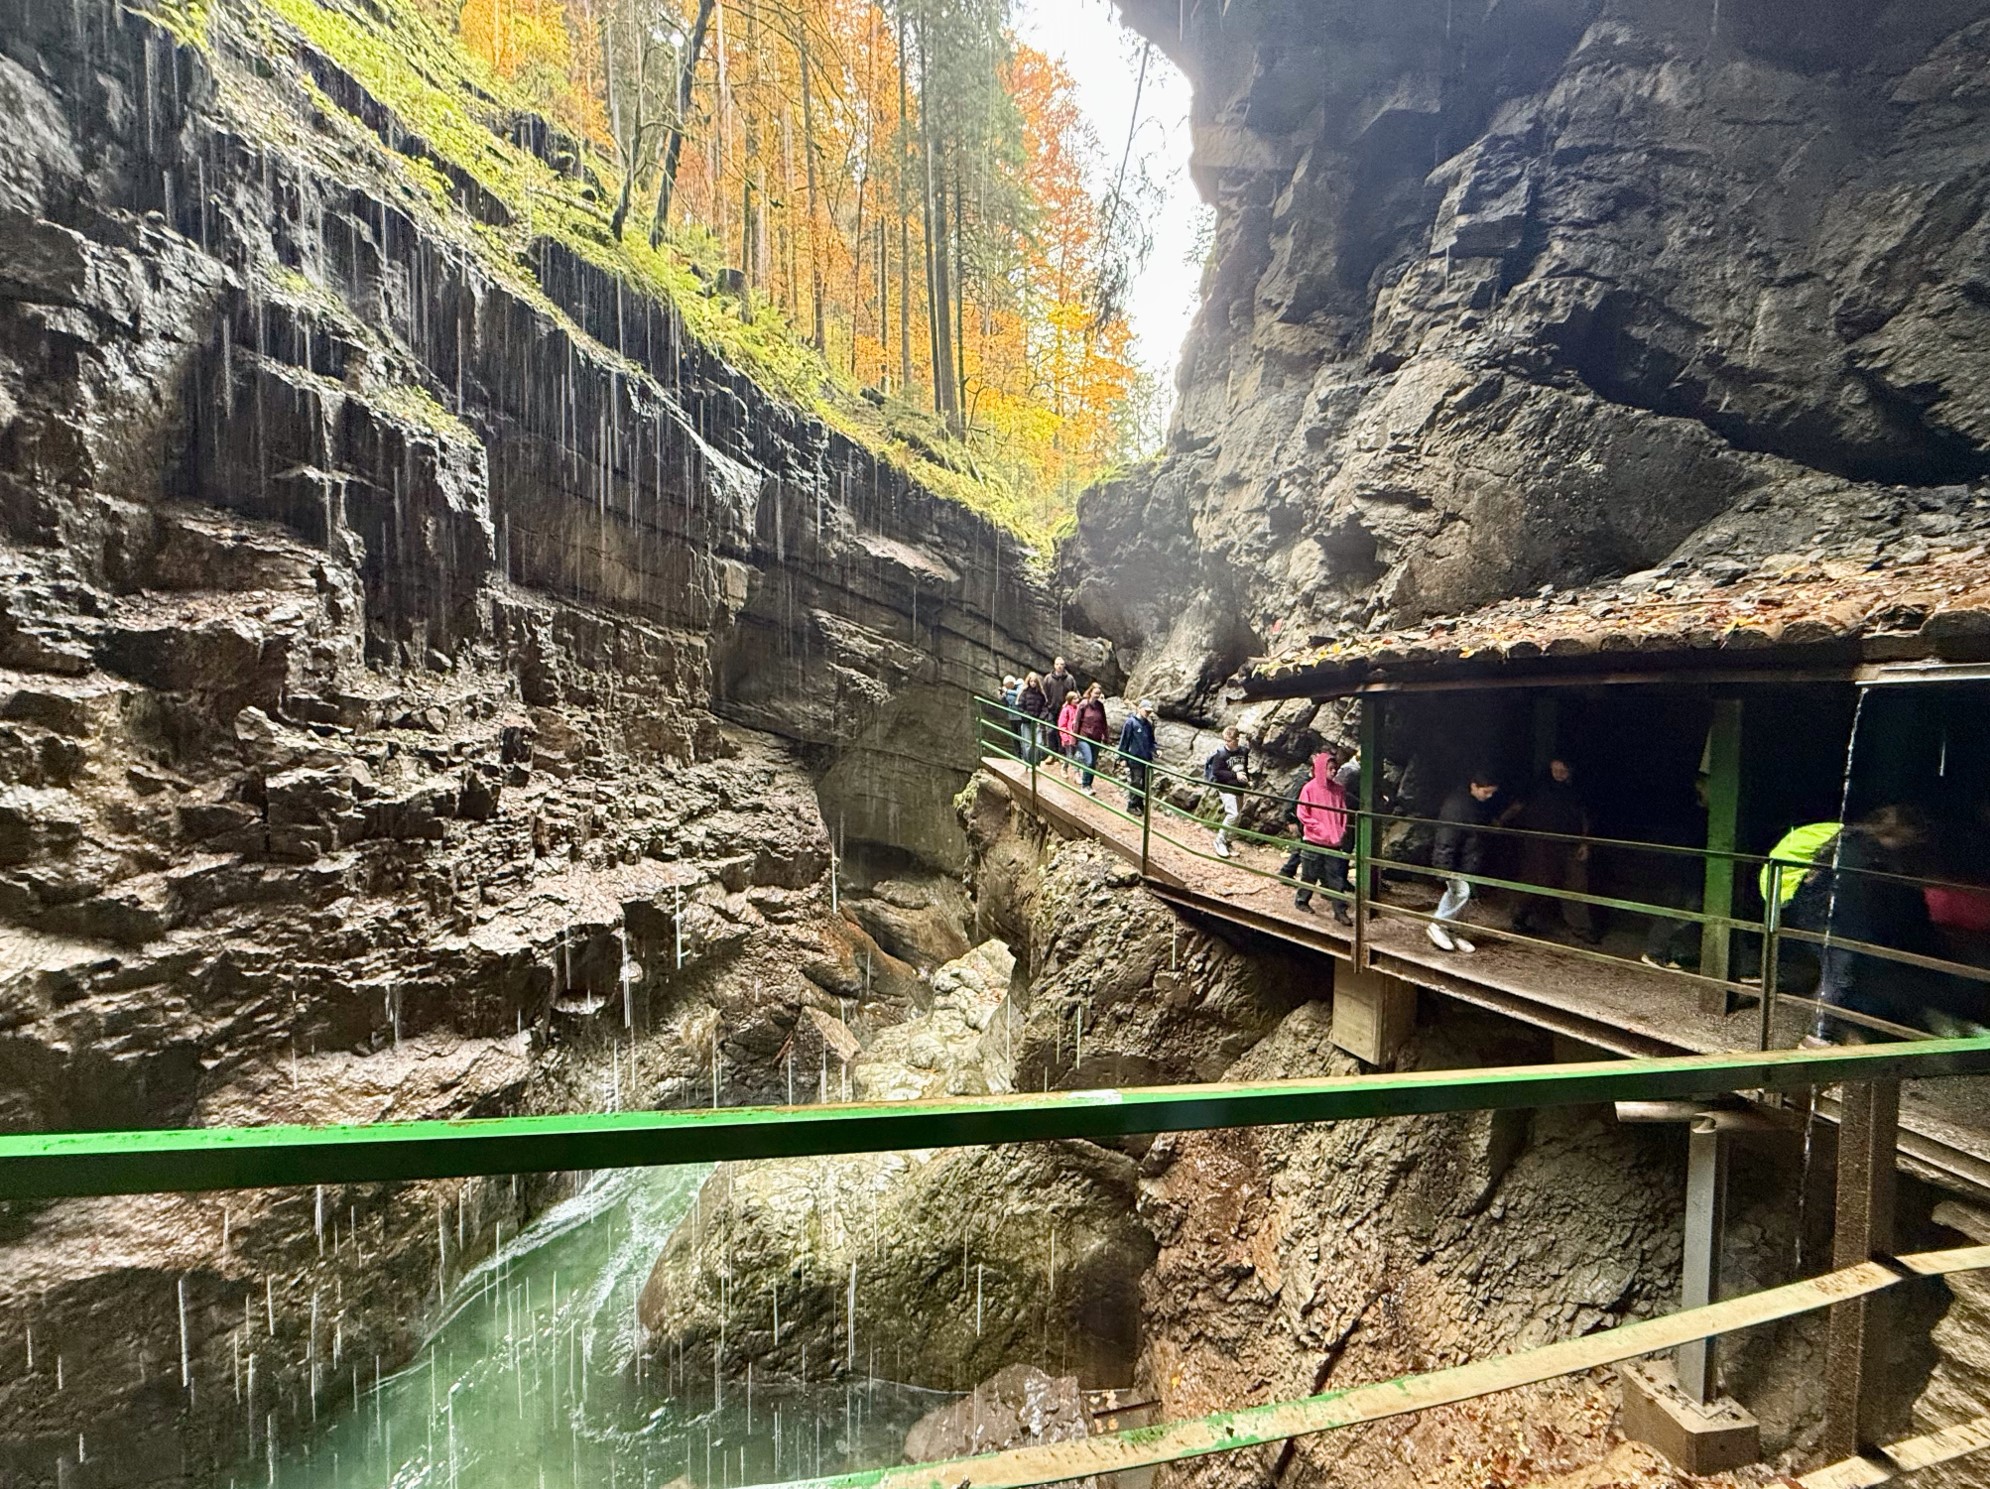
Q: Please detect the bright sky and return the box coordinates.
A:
[1011,0,1206,409]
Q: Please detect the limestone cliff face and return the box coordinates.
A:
[0,0,1064,1480]
[1076,0,1990,712]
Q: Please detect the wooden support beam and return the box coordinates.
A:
[1677,1115,1729,1404]
[1331,962,1416,1066]
[1823,1079,1901,1463]
[1699,696,1744,1012]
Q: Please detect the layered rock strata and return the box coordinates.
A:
[0,0,1069,1480]
[1078,0,1990,713]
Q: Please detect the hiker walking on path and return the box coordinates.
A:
[1205,726,1252,859]
[1117,699,1158,815]
[1042,657,1076,766]
[1016,672,1052,765]
[1288,749,1354,924]
[1056,690,1081,776]
[1073,684,1110,793]
[1505,757,1599,944]
[1430,769,1500,953]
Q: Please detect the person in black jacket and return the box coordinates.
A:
[1430,769,1500,953]
[1204,726,1251,858]
[1042,656,1076,720]
[1015,672,1052,765]
[1504,758,1599,943]
[1117,699,1158,814]
[1810,805,1944,1041]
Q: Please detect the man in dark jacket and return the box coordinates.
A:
[1430,769,1500,953]
[1117,699,1158,814]
[1042,658,1076,725]
[1204,726,1251,858]
[1505,758,1598,943]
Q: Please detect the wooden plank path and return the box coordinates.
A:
[982,757,1990,1199]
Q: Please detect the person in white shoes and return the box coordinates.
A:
[1203,727,1251,858]
[1429,768,1501,952]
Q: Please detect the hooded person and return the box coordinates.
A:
[1289,749,1353,924]
[1116,699,1159,814]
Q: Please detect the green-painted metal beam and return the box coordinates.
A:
[2,1040,1989,1199]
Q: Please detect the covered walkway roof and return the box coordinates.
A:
[1239,550,1990,698]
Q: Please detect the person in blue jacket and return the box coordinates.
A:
[1117,699,1158,815]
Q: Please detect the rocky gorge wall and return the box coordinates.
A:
[1076,0,1990,713]
[0,0,1074,1480]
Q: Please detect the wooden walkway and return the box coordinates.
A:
[983,757,1990,1201]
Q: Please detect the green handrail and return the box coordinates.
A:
[5,1041,1989,1199]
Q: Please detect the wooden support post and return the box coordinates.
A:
[1677,1116,1727,1404]
[1354,699,1380,970]
[1699,697,1744,1015]
[1330,962,1416,1066]
[1822,1079,1900,1464]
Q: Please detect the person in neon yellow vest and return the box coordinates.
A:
[1760,821,1842,908]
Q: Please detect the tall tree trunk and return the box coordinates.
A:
[919,26,957,425]
[798,21,826,349]
[895,5,913,395]
[650,0,716,245]
[953,172,966,425]
[603,6,632,238]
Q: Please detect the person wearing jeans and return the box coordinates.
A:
[1204,726,1251,859]
[1291,749,1354,925]
[1117,699,1158,814]
[1073,684,1110,792]
[1015,672,1051,765]
[1430,769,1500,953]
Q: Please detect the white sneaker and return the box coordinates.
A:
[1214,839,1232,859]
[1451,935,1477,954]
[1426,922,1456,952]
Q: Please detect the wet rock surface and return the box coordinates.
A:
[0,0,1072,1479]
[1079,0,1990,715]
[903,1364,1098,1485]
[636,939,1157,1394]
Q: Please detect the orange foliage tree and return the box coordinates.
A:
[460,0,1154,520]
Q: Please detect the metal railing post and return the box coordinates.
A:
[1355,700,1380,969]
[1028,711,1039,815]
[1759,862,1782,1052]
[1140,767,1153,878]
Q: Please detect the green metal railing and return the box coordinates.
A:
[972,695,1990,1050]
[12,1041,1988,1199]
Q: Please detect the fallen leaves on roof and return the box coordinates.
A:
[1247,548,1990,690]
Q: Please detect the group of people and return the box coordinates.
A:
[999,662,1161,806]
[994,678,1989,1041]
[1197,731,1584,953]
